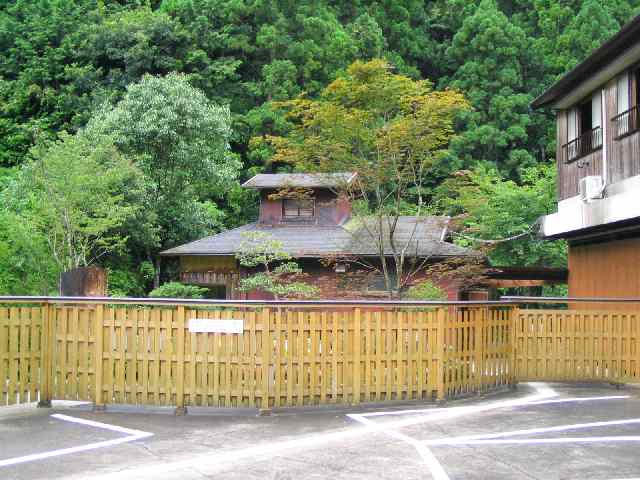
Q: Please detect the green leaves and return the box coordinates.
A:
[8,131,143,273]
[85,72,240,254]
[436,163,567,267]
[236,231,319,299]
[149,281,208,299]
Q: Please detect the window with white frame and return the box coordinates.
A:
[613,69,640,138]
[565,91,602,162]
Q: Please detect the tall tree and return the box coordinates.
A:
[435,163,566,268]
[85,72,240,286]
[445,0,536,178]
[7,132,141,273]
[261,59,469,297]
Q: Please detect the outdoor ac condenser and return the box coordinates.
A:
[579,175,605,202]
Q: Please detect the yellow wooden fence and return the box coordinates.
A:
[0,305,44,406]
[514,309,640,383]
[0,300,514,408]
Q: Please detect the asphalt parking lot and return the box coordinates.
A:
[2,383,640,480]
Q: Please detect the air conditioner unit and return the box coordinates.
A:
[579,176,605,202]
[334,263,348,273]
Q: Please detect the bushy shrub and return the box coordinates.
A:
[405,281,447,301]
[149,282,208,299]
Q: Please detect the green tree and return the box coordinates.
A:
[9,132,141,273]
[0,206,58,295]
[86,73,241,285]
[435,163,567,268]
[236,232,319,299]
[262,59,469,296]
[445,0,536,178]
[0,0,99,166]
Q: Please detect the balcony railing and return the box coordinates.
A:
[612,105,640,139]
[561,126,602,164]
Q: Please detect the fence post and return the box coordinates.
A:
[94,303,105,411]
[353,308,361,405]
[261,308,271,411]
[37,301,52,408]
[175,305,186,415]
[474,307,484,394]
[510,306,519,388]
[436,307,446,402]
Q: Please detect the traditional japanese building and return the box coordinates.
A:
[161,173,482,299]
[533,15,640,299]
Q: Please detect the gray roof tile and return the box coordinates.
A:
[161,216,478,258]
[242,172,357,189]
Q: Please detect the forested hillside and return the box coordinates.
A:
[1,0,638,295]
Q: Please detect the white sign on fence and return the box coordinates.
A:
[188,318,244,334]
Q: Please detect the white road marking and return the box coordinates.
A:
[425,418,640,445]
[348,413,450,480]
[30,383,637,480]
[359,395,629,418]
[0,414,152,468]
[63,384,560,480]
[343,384,560,480]
[361,383,558,432]
[526,395,630,405]
[50,414,152,437]
[66,425,395,480]
[431,436,640,446]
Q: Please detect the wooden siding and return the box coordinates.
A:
[608,72,640,182]
[568,237,640,308]
[180,255,238,273]
[556,109,604,200]
[259,188,351,226]
[557,76,640,200]
[610,130,640,182]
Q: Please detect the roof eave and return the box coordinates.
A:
[531,15,640,110]
[241,172,358,189]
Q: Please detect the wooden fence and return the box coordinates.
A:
[514,309,640,383]
[0,299,514,409]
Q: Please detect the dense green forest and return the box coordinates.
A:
[1,0,638,296]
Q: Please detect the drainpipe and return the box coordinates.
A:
[601,87,608,189]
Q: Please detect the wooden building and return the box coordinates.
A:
[533,16,640,299]
[161,173,483,300]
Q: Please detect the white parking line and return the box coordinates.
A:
[0,414,153,468]
[526,395,630,406]
[432,436,640,445]
[351,386,639,480]
[348,413,450,480]
[426,418,640,445]
[50,414,152,437]
[25,384,635,480]
[359,395,629,418]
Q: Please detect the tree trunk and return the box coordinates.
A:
[153,256,161,289]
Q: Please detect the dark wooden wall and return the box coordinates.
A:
[556,76,640,200]
[606,76,640,183]
[556,109,603,200]
[258,188,351,225]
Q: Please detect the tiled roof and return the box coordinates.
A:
[242,172,357,189]
[161,216,478,258]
